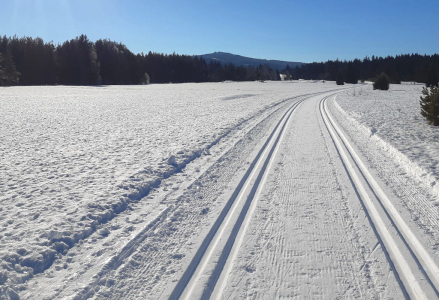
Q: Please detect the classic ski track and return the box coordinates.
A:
[24,93,297,300]
[171,95,309,300]
[206,89,398,300]
[330,98,439,246]
[208,93,308,300]
[320,94,439,300]
[63,91,333,300]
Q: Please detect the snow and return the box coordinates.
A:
[0,81,341,297]
[332,84,439,223]
[219,93,402,299]
[2,81,438,299]
[334,83,439,190]
[329,83,439,294]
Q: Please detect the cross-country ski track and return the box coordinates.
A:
[321,94,439,300]
[13,84,439,300]
[172,90,309,300]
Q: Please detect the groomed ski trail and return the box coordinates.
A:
[171,93,308,300]
[320,94,439,299]
[215,92,405,299]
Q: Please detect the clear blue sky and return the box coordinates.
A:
[1,0,438,63]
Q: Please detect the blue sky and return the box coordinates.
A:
[1,0,438,63]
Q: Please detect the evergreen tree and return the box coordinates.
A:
[2,52,20,85]
[57,35,100,85]
[0,53,4,85]
[246,66,257,81]
[336,72,344,85]
[95,39,141,84]
[141,72,150,85]
[426,64,438,87]
[345,63,358,84]
[391,72,401,84]
[373,72,390,90]
[420,86,439,125]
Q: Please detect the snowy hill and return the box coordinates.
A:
[197,51,303,70]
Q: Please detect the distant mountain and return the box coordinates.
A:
[197,52,304,70]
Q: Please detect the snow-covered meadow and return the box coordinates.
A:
[0,81,341,294]
[3,80,438,299]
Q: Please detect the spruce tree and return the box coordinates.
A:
[420,86,439,125]
[336,72,344,85]
[426,64,438,87]
[373,72,390,90]
[391,72,401,84]
[0,53,3,85]
[141,72,150,85]
[2,52,20,85]
[345,63,358,84]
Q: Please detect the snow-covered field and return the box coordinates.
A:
[0,81,342,298]
[2,81,438,300]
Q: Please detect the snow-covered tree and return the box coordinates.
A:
[141,72,150,85]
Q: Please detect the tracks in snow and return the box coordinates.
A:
[170,95,308,300]
[34,91,328,300]
[320,94,439,300]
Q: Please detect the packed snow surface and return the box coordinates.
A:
[221,94,396,299]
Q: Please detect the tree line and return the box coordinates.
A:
[284,54,439,84]
[0,34,438,86]
[0,34,280,86]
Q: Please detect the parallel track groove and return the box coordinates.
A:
[320,94,439,300]
[170,94,311,300]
